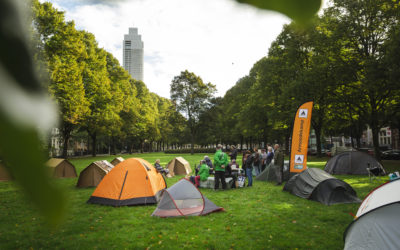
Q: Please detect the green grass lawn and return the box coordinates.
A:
[0,153,399,249]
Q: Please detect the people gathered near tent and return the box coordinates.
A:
[188,143,285,189]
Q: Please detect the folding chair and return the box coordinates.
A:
[366,163,386,182]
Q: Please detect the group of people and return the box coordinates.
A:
[154,143,285,190]
[190,143,285,190]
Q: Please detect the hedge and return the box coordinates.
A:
[164,148,217,154]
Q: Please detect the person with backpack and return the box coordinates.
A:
[213,144,229,190]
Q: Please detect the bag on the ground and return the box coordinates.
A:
[237,176,246,187]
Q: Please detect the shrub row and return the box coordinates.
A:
[164,148,217,154]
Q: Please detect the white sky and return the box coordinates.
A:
[40,0,326,98]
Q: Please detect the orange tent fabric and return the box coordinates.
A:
[87,158,167,206]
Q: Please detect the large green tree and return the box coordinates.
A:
[32,1,89,158]
[171,70,216,154]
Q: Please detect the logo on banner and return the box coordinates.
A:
[294,165,304,170]
[299,109,308,118]
[295,154,304,164]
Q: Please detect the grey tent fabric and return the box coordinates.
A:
[256,161,290,182]
[344,178,400,250]
[152,178,223,217]
[324,151,384,175]
[283,168,361,205]
[344,203,400,250]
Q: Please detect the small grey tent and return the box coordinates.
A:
[152,178,223,217]
[256,160,290,182]
[46,158,77,178]
[324,151,383,175]
[344,179,400,250]
[77,160,114,187]
[166,157,192,177]
[283,168,360,205]
[110,157,124,166]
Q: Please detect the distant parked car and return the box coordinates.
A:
[381,150,400,160]
[357,148,375,156]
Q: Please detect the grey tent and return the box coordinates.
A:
[110,157,124,166]
[283,168,361,205]
[256,160,290,182]
[324,151,384,175]
[344,179,400,250]
[76,160,114,187]
[152,178,223,217]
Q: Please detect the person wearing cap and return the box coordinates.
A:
[213,144,228,190]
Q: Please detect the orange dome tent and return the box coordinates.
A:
[87,158,167,206]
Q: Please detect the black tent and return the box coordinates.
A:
[256,161,290,182]
[283,168,361,205]
[324,151,383,175]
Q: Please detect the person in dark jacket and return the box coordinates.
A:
[266,146,274,165]
[273,144,284,185]
[243,150,254,187]
[229,145,238,161]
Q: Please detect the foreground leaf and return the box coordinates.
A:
[235,0,322,24]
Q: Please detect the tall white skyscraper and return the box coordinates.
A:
[123,27,144,81]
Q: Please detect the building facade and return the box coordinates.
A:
[123,27,144,81]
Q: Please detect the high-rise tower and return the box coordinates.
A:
[123,27,144,81]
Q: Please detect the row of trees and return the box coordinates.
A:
[31,0,188,157]
[194,0,400,160]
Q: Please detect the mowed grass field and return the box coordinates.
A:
[0,153,399,249]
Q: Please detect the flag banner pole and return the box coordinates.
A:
[290,101,313,174]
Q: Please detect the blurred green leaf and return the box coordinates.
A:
[0,0,65,225]
[0,114,67,225]
[235,0,322,24]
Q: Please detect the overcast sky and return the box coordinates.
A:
[41,0,325,98]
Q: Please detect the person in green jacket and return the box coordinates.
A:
[214,144,229,190]
[194,160,210,187]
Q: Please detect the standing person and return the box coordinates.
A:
[273,144,285,185]
[229,145,238,161]
[252,147,261,176]
[260,148,268,172]
[243,150,254,187]
[213,144,228,190]
[266,146,274,166]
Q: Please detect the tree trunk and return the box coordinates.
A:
[61,123,73,158]
[371,125,381,161]
[90,132,97,157]
[314,126,322,157]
